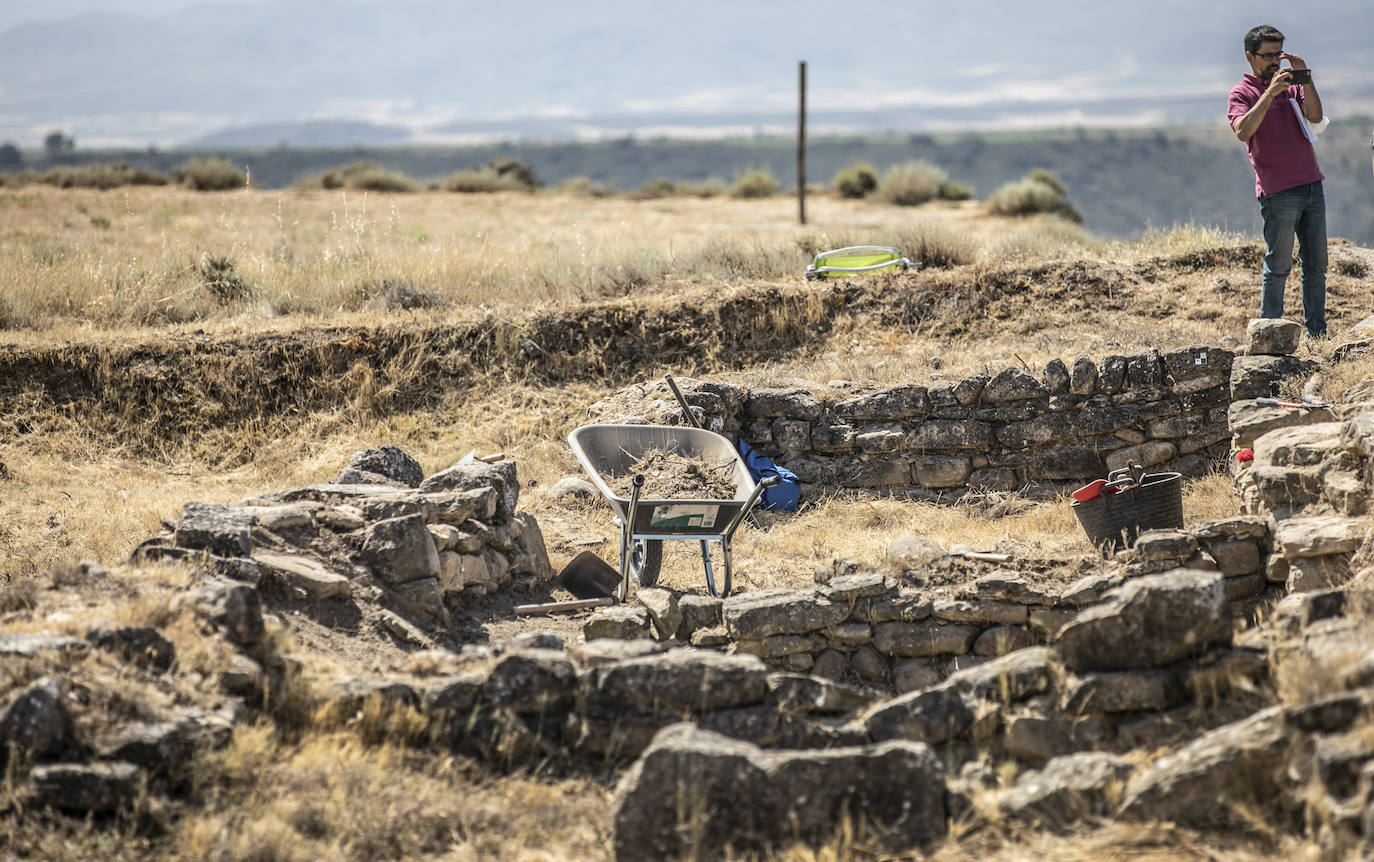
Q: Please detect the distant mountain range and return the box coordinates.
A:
[3,0,1373,148]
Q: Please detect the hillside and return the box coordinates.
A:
[12,120,1374,245]
[2,189,1374,860]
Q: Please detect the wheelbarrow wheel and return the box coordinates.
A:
[630,539,663,587]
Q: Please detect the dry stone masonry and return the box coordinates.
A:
[134,445,554,626]
[589,344,1238,495]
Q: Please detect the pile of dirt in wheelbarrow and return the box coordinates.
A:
[605,448,737,500]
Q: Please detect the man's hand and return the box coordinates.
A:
[1264,67,1293,99]
[1282,52,1308,70]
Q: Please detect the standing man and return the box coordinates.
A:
[1228,25,1327,339]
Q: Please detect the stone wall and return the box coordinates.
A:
[589,345,1237,494]
[580,513,1272,694]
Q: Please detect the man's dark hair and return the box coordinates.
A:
[1244,25,1285,55]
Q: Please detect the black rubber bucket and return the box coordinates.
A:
[1113,471,1184,545]
[1071,471,1183,554]
[1070,494,1124,554]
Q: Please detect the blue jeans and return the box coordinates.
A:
[1259,180,1327,337]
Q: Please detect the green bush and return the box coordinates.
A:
[937,179,973,201]
[441,157,540,193]
[301,161,417,192]
[985,169,1083,223]
[730,168,780,199]
[175,157,247,191]
[877,161,948,206]
[1027,168,1067,197]
[488,157,540,191]
[833,162,879,198]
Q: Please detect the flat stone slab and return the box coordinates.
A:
[253,552,352,598]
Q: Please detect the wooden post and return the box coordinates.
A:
[798,60,807,225]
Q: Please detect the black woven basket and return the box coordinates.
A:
[1071,470,1183,554]
[1114,471,1184,544]
[1070,494,1124,553]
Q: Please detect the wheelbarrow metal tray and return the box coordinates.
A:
[568,424,757,535]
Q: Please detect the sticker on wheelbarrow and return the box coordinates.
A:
[650,504,719,529]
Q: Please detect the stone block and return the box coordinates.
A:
[873,622,980,657]
[832,385,930,420]
[1069,357,1098,395]
[982,367,1048,403]
[1246,318,1302,355]
[914,456,972,488]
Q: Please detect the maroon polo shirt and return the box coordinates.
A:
[1227,73,1323,197]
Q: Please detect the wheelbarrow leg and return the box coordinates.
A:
[700,540,728,598]
[616,475,645,603]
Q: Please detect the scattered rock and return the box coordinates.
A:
[1056,570,1230,671]
[172,580,265,648]
[0,678,73,767]
[253,551,352,598]
[30,761,142,813]
[584,606,652,641]
[611,724,947,861]
[359,514,441,585]
[344,445,424,488]
[174,501,252,557]
[1118,707,1293,828]
[548,476,599,500]
[1001,752,1135,830]
[88,626,175,672]
[1246,318,1302,356]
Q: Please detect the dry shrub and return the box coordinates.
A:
[878,160,948,206]
[172,730,608,862]
[730,167,780,199]
[299,161,418,193]
[629,177,677,200]
[676,237,797,280]
[175,157,248,191]
[441,168,526,193]
[677,178,727,197]
[39,163,168,190]
[555,176,614,197]
[979,218,1095,261]
[833,161,879,199]
[985,169,1083,223]
[889,222,978,269]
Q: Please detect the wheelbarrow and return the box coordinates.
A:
[567,423,778,600]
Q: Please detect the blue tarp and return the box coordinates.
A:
[736,439,800,511]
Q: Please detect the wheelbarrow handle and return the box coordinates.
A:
[724,475,779,541]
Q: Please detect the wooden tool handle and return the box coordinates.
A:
[513,597,616,616]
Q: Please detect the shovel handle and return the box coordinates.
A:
[514,597,616,616]
[664,373,702,429]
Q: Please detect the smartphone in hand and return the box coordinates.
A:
[1287,68,1312,85]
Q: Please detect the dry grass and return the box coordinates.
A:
[166,727,611,861]
[0,187,1018,336]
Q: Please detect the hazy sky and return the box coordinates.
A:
[2,0,1370,147]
